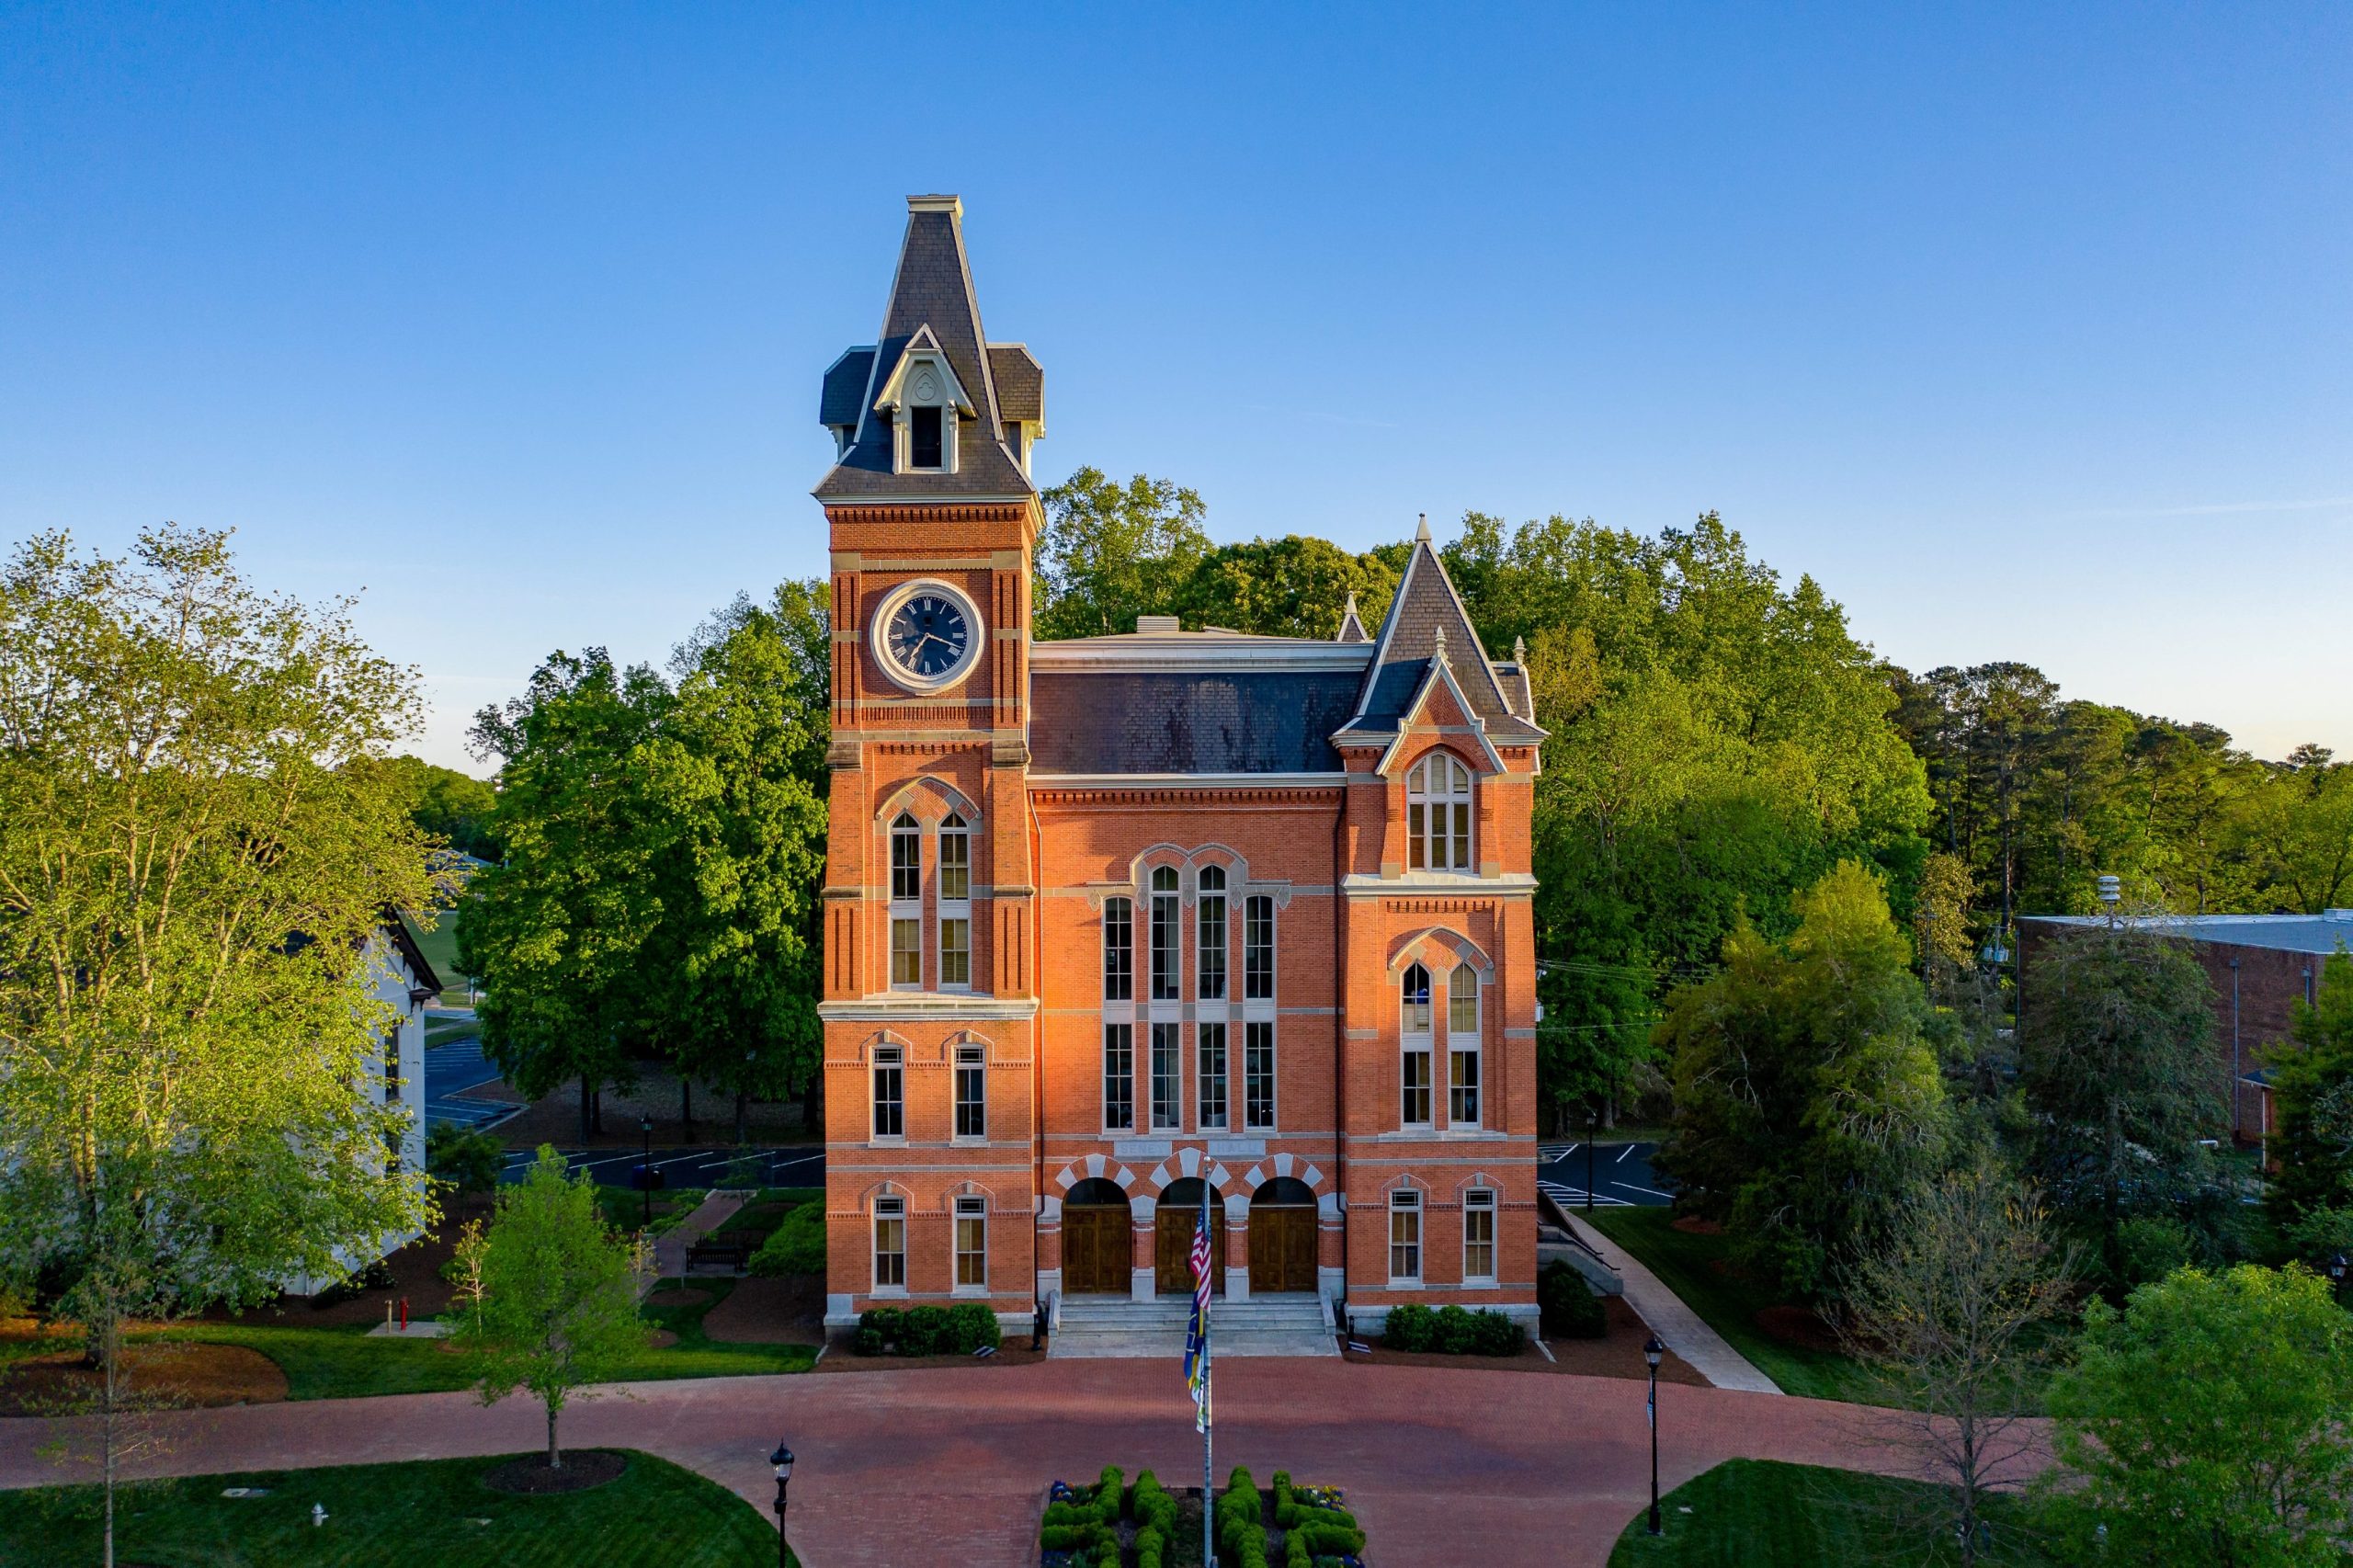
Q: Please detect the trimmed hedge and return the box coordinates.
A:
[1539,1258,1607,1339]
[1132,1468,1179,1568]
[1217,1466,1269,1568]
[746,1199,825,1276]
[850,1301,1001,1357]
[1381,1301,1523,1356]
[1272,1469,1363,1565]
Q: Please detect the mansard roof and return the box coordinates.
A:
[1029,669,1362,775]
[1339,519,1545,744]
[988,344,1043,428]
[814,196,1036,503]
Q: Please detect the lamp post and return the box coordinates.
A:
[1643,1334,1666,1537]
[769,1442,794,1567]
[641,1114,654,1228]
[1586,1100,1598,1213]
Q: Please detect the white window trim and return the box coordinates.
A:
[1401,962,1434,1131]
[870,1045,905,1145]
[1462,1187,1497,1284]
[1388,1189,1424,1286]
[888,813,923,991]
[952,1042,985,1144]
[1149,1020,1183,1133]
[952,1195,989,1295]
[1243,1017,1278,1133]
[1102,1021,1136,1135]
[1447,962,1483,1131]
[1243,892,1278,1006]
[1195,1018,1230,1133]
[872,1195,908,1295]
[1102,897,1135,1005]
[937,815,971,992]
[1406,752,1475,873]
[1196,867,1229,1003]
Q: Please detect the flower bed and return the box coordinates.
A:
[1040,1464,1368,1567]
[1380,1301,1523,1355]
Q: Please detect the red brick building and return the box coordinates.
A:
[814,197,1544,1338]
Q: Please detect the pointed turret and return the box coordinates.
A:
[815,196,1040,503]
[1335,593,1370,643]
[1336,518,1546,744]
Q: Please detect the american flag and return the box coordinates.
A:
[1182,1184,1212,1432]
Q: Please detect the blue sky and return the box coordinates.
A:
[3,3,2347,771]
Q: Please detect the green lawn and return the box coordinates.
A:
[401,906,469,1000]
[1585,1208,1883,1403]
[424,1015,480,1047]
[0,1449,790,1567]
[145,1277,813,1401]
[1608,1460,2052,1567]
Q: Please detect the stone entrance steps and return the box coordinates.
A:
[1049,1293,1336,1359]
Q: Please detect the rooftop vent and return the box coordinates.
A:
[1135,615,1181,635]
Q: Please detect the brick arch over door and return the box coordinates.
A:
[872,775,983,828]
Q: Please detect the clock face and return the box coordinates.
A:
[882,590,974,684]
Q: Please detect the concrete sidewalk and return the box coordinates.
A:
[1561,1211,1782,1395]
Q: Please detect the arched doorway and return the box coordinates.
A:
[1154,1178,1225,1296]
[1063,1177,1131,1296]
[1248,1177,1319,1295]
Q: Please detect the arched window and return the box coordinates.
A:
[938,812,970,989]
[1196,865,1227,1001]
[1406,753,1473,871]
[1449,962,1481,1127]
[1401,962,1433,1127]
[1103,897,1133,1001]
[1150,866,1180,1001]
[889,812,922,988]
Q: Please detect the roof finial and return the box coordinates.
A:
[1344,592,1359,617]
[1415,512,1431,543]
[1513,635,1527,665]
[1432,623,1449,666]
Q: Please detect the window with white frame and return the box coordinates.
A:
[1406,753,1474,871]
[908,403,945,471]
[889,812,922,988]
[1151,1022,1181,1131]
[1463,1188,1496,1282]
[938,812,970,988]
[1149,867,1180,1001]
[871,1045,904,1141]
[1197,1021,1228,1131]
[1389,1189,1423,1283]
[1244,1020,1277,1131]
[873,1196,906,1290]
[1103,897,1133,1001]
[954,1195,987,1290]
[1103,1023,1134,1131]
[954,1043,985,1141]
[1449,961,1481,1127]
[1244,895,1275,1000]
[1196,866,1227,1000]
[1401,962,1433,1127]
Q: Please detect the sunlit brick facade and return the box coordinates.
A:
[816,197,1544,1335]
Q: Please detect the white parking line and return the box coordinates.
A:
[1609,1182,1673,1199]
[1615,1143,1637,1164]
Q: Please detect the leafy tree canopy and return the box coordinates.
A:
[383,753,502,861]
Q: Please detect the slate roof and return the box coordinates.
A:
[1029,671,1364,774]
[989,344,1043,426]
[820,347,875,427]
[2020,913,2353,956]
[814,198,1036,502]
[1339,532,1545,743]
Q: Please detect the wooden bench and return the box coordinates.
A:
[685,1236,753,1274]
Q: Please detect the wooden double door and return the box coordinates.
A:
[1248,1205,1318,1294]
[1063,1204,1133,1295]
[1154,1204,1225,1295]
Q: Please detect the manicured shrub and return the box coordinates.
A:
[1219,1467,1269,1568]
[1292,1518,1366,1556]
[942,1301,1002,1354]
[1472,1306,1524,1356]
[1381,1301,1435,1352]
[746,1200,825,1276]
[1539,1259,1607,1339]
[1433,1303,1478,1353]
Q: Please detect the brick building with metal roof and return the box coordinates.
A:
[813,197,1544,1347]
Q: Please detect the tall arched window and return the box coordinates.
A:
[1103,897,1133,1001]
[1448,961,1481,1127]
[1196,865,1227,1001]
[1149,866,1180,1001]
[1401,962,1433,1127]
[889,813,922,987]
[938,812,970,989]
[1406,753,1473,871]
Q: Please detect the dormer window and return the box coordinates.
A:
[879,339,969,477]
[1407,752,1474,871]
[910,405,944,470]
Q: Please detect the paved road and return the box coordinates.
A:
[502,1143,828,1192]
[1538,1140,1673,1210]
[0,1359,2048,1568]
[421,1035,516,1132]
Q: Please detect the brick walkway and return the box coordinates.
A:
[0,1359,2047,1567]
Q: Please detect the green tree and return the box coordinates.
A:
[2018,917,2218,1274]
[459,1147,649,1471]
[462,649,671,1140]
[2247,745,2353,914]
[2263,949,2353,1233]
[1168,534,1399,640]
[1655,861,1950,1299]
[0,527,437,1555]
[1033,467,1208,639]
[384,753,503,860]
[2040,1264,2353,1566]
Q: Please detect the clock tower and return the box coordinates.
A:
[813,195,1046,1328]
